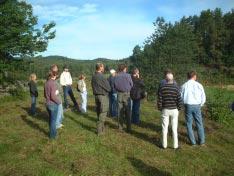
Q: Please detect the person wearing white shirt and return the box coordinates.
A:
[60,65,79,110]
[181,71,206,146]
[77,74,87,113]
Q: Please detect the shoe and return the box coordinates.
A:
[174,146,181,151]
[200,143,207,147]
[56,124,64,129]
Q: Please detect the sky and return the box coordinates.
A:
[27,0,234,60]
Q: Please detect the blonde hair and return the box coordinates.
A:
[29,73,37,81]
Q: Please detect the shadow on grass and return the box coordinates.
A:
[65,114,97,134]
[20,115,48,137]
[21,107,48,123]
[138,120,161,132]
[130,129,161,148]
[127,157,172,176]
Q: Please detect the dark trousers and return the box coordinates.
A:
[63,85,78,109]
[117,92,131,132]
[46,103,58,139]
[109,93,117,117]
[95,95,109,134]
[131,99,141,124]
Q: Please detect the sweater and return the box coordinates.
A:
[28,80,38,97]
[114,72,133,92]
[44,79,61,105]
[91,72,111,95]
[60,71,72,86]
[158,83,182,111]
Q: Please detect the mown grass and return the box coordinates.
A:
[0,86,234,176]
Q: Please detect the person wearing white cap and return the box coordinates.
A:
[157,73,182,149]
[108,69,117,117]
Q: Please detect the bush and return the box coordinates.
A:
[8,87,27,100]
[205,87,234,124]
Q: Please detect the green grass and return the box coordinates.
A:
[0,87,234,176]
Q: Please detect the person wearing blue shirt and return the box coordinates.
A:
[181,71,206,146]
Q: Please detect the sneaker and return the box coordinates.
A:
[56,124,64,129]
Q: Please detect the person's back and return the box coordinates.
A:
[181,79,206,106]
[60,71,72,86]
[114,72,133,92]
[91,72,110,95]
[158,83,182,111]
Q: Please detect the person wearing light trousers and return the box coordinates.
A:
[158,73,182,149]
[77,74,88,113]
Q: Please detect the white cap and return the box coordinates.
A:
[110,69,116,74]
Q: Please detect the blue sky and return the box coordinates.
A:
[27,0,234,60]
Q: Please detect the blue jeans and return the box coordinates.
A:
[56,103,64,128]
[46,103,58,139]
[109,93,117,117]
[31,96,36,115]
[131,99,141,124]
[63,86,78,109]
[185,104,205,145]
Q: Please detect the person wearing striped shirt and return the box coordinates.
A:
[157,73,182,149]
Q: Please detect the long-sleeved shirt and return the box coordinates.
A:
[91,72,111,95]
[181,79,206,106]
[44,79,61,105]
[28,80,38,97]
[60,71,72,86]
[108,75,117,93]
[114,72,133,92]
[158,83,182,111]
[78,80,87,92]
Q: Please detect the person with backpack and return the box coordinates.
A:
[77,74,87,113]
[130,68,145,125]
[28,73,38,116]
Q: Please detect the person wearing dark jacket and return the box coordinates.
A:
[158,73,182,149]
[28,73,38,116]
[114,64,133,132]
[91,63,111,135]
[130,68,145,125]
[108,69,117,118]
[44,71,61,139]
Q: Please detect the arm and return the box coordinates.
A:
[177,88,182,110]
[50,83,61,104]
[60,73,65,86]
[200,85,206,106]
[100,77,111,92]
[157,88,162,111]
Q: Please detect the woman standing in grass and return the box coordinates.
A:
[77,74,87,113]
[44,71,61,139]
[50,64,64,129]
[28,73,38,116]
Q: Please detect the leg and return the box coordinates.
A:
[117,93,124,130]
[131,100,137,123]
[124,94,132,132]
[31,96,36,115]
[112,93,118,117]
[132,99,140,124]
[185,105,196,145]
[193,106,205,144]
[56,104,63,128]
[82,91,87,113]
[47,104,58,139]
[68,86,78,108]
[171,109,179,149]
[97,95,108,135]
[63,86,69,109]
[161,109,169,148]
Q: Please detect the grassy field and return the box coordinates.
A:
[0,86,234,176]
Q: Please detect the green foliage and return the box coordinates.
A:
[0,0,56,58]
[205,87,234,124]
[8,87,27,100]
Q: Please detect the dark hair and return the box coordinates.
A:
[47,70,58,80]
[132,68,139,75]
[96,63,104,71]
[118,64,127,72]
[164,69,173,76]
[63,65,68,70]
[187,70,197,79]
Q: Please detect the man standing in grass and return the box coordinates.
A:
[181,71,206,146]
[158,73,182,149]
[114,64,133,132]
[91,63,111,135]
[60,65,79,111]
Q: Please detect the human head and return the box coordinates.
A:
[79,74,86,80]
[166,73,174,83]
[118,64,127,73]
[47,70,58,80]
[132,68,139,77]
[96,63,104,73]
[164,69,173,77]
[110,69,116,76]
[187,70,197,80]
[50,64,58,72]
[29,73,37,81]
[63,65,69,72]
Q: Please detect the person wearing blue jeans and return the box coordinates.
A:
[56,103,64,129]
[45,71,61,139]
[108,69,118,117]
[63,85,78,109]
[184,104,205,145]
[47,103,58,139]
[130,68,145,125]
[181,71,206,146]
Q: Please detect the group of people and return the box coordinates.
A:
[28,62,207,149]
